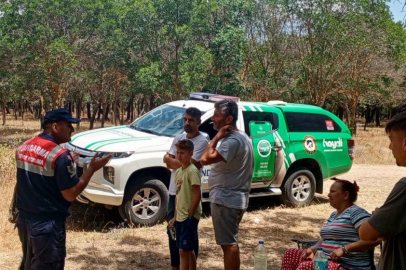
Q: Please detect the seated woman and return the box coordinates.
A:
[281,179,380,270]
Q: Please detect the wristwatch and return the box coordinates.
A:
[342,245,349,255]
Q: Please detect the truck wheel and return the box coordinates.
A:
[281,168,316,207]
[119,177,168,226]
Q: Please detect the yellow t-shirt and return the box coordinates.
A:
[175,164,202,222]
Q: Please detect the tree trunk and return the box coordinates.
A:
[136,96,145,117]
[337,106,344,120]
[149,94,155,111]
[130,98,134,122]
[121,101,125,125]
[104,103,110,121]
[126,93,134,121]
[20,100,24,122]
[348,97,358,136]
[375,107,381,127]
[364,105,372,131]
[87,102,91,119]
[2,99,6,126]
[97,103,102,120]
[27,101,33,114]
[68,101,72,114]
[76,97,82,129]
[14,101,18,120]
[112,100,117,126]
[39,97,44,129]
[89,102,99,130]
[111,100,116,126]
[101,102,107,128]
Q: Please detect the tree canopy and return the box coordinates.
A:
[1,0,405,132]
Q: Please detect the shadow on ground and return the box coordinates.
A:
[68,248,169,270]
[67,202,125,232]
[68,194,329,233]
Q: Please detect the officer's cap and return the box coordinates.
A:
[42,108,81,128]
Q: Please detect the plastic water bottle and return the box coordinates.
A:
[314,247,328,270]
[254,240,267,270]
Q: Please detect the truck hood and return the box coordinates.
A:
[69,125,171,153]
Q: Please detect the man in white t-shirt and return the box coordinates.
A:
[163,107,209,270]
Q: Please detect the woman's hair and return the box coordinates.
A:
[335,179,359,203]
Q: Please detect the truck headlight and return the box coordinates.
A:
[103,167,115,184]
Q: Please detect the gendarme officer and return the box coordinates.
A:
[15,108,112,270]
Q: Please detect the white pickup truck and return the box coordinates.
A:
[66,92,354,225]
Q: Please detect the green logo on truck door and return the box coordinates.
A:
[257,140,272,158]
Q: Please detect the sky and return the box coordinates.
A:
[389,0,406,23]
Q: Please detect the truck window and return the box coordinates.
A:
[242,112,279,136]
[199,119,218,140]
[285,112,342,132]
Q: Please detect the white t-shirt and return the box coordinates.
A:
[168,132,209,195]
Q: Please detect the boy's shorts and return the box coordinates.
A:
[175,217,199,250]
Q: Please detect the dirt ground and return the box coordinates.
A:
[0,164,404,270]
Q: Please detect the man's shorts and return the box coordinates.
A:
[175,217,199,250]
[211,203,245,245]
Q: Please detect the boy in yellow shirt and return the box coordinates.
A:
[168,139,202,270]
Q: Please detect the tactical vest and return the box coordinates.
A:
[17,136,67,177]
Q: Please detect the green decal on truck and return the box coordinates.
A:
[250,121,275,180]
[257,140,272,158]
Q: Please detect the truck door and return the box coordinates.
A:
[250,121,277,182]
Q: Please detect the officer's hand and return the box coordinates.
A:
[87,152,113,173]
[71,152,80,164]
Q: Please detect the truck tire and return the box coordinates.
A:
[119,177,168,226]
[281,168,316,207]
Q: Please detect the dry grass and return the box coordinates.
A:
[353,124,394,165]
[0,114,114,146]
[0,116,403,269]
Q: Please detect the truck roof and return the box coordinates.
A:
[250,102,325,113]
[168,99,326,114]
[166,99,216,112]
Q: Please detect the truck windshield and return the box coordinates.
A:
[129,105,187,137]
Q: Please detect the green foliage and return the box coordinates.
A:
[0,0,405,123]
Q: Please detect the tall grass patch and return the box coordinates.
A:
[0,145,19,252]
[353,126,394,165]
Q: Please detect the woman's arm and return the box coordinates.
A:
[345,239,381,252]
[330,224,382,261]
[330,239,381,261]
[303,239,323,259]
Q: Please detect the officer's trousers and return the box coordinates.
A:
[16,216,66,270]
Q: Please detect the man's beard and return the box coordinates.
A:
[184,126,192,133]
